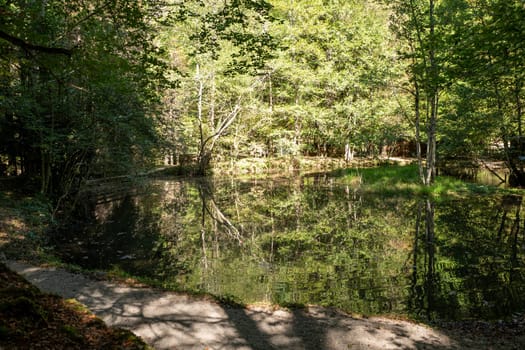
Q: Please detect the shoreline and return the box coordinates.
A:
[7,260,525,350]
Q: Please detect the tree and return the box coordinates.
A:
[442,0,525,185]
[391,0,447,185]
[264,0,403,159]
[0,1,169,199]
[157,0,277,173]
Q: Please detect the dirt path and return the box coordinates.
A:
[6,261,515,350]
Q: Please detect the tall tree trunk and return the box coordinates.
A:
[294,91,301,153]
[344,143,354,162]
[516,80,523,145]
[425,0,438,185]
[414,80,425,184]
[196,64,209,174]
[407,0,439,186]
[426,92,438,185]
[210,70,216,127]
[496,80,525,186]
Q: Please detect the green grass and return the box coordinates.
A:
[334,163,514,198]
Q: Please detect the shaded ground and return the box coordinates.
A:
[0,262,150,350]
[6,261,525,350]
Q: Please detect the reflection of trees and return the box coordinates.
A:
[345,184,361,226]
[409,200,437,320]
[197,178,241,243]
[58,176,525,320]
[476,195,525,316]
[79,178,512,319]
[195,177,244,288]
[496,195,522,264]
[53,189,162,274]
[409,195,525,321]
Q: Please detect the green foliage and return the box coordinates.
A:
[155,0,408,167]
[3,0,525,193]
[265,0,403,158]
[390,0,525,184]
[188,0,277,74]
[0,0,171,198]
[442,0,525,183]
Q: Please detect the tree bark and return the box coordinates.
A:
[414,80,425,184]
[425,0,438,185]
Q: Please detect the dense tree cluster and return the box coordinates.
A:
[391,0,525,185]
[0,0,168,198]
[2,0,525,197]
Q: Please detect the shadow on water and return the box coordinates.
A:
[408,195,525,321]
[408,200,440,321]
[50,173,525,323]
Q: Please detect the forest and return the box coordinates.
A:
[1,0,525,200]
[3,2,525,348]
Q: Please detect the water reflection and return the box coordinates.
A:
[52,175,525,321]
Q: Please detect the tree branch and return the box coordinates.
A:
[0,29,72,56]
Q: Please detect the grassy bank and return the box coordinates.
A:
[333,163,510,198]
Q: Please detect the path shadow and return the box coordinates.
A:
[9,261,524,350]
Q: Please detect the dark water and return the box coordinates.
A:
[52,174,525,321]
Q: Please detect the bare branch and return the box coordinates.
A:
[0,29,72,56]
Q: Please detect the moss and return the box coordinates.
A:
[112,329,152,349]
[65,298,90,313]
[215,294,245,308]
[61,325,83,342]
[280,301,306,309]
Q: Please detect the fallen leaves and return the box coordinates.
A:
[0,263,151,350]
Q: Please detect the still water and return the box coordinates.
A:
[53,173,525,321]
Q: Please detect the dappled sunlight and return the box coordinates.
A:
[0,208,29,246]
[329,318,455,349]
[8,260,473,349]
[0,194,52,262]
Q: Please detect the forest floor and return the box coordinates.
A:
[0,262,151,350]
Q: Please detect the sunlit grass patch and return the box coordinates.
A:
[336,164,421,195]
[335,163,503,198]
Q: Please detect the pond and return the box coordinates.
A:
[51,172,525,322]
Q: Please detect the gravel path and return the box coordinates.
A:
[5,261,485,350]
